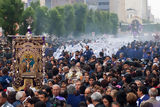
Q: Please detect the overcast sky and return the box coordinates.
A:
[148,0,160,19]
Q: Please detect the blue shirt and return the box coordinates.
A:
[0,75,12,89]
[13,100,21,107]
[46,101,52,107]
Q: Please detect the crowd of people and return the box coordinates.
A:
[52,35,132,59]
[0,39,160,107]
[45,37,91,57]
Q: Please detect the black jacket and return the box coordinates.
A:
[95,103,105,107]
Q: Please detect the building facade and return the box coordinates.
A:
[110,0,126,22]
[110,0,149,24]
[22,0,45,8]
[97,0,109,11]
[85,0,97,10]
[147,6,154,22]
[125,0,148,21]
[45,0,51,8]
[51,0,74,8]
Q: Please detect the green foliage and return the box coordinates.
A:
[48,8,64,37]
[0,0,3,27]
[86,10,116,35]
[110,13,118,34]
[43,3,118,36]
[143,24,160,32]
[34,6,49,35]
[30,0,40,10]
[64,5,75,35]
[85,9,95,33]
[142,19,152,24]
[56,6,65,36]
[74,4,87,35]
[0,0,24,36]
[121,24,160,33]
[19,7,35,35]
[0,0,119,37]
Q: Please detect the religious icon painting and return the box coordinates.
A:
[12,36,45,91]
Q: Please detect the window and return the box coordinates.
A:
[98,2,109,5]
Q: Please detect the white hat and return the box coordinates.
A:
[16,91,24,100]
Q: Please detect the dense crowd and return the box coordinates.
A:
[45,37,92,57]
[0,40,160,107]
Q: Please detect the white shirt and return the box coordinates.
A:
[156,96,160,101]
[140,95,145,100]
[88,104,95,107]
[1,101,14,107]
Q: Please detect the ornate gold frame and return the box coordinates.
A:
[12,37,45,91]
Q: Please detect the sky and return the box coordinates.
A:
[148,0,160,19]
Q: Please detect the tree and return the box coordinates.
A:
[48,8,64,37]
[30,0,40,10]
[64,5,75,36]
[28,0,49,35]
[102,11,112,34]
[34,6,48,35]
[74,3,87,36]
[94,10,102,33]
[85,9,95,34]
[0,0,24,36]
[19,7,35,35]
[56,6,65,36]
[0,0,3,27]
[110,13,118,34]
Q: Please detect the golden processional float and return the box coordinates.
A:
[9,17,45,91]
